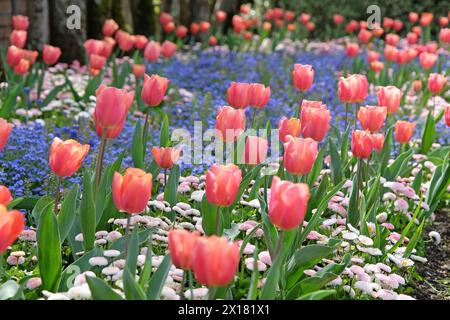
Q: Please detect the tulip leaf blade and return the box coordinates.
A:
[159,113,170,147]
[80,170,96,251]
[419,112,436,154]
[146,254,172,300]
[86,276,124,300]
[123,266,146,300]
[329,139,342,185]
[58,183,79,242]
[32,195,53,227]
[131,120,144,169]
[164,165,180,215]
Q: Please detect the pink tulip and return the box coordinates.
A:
[301,104,330,142]
[205,164,242,207]
[284,137,318,176]
[292,64,314,92]
[215,106,246,142]
[338,74,368,103]
[377,86,401,114]
[141,74,169,107]
[227,82,249,109]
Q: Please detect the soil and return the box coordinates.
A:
[414,209,450,300]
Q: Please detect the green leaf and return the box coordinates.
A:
[201,194,221,236]
[32,196,53,227]
[8,196,39,210]
[298,289,336,300]
[403,218,426,258]
[86,277,124,300]
[37,207,62,291]
[247,247,260,300]
[164,165,181,212]
[147,254,172,300]
[42,83,67,107]
[159,114,170,147]
[123,267,146,300]
[80,170,96,251]
[139,241,153,289]
[307,144,326,187]
[111,228,153,252]
[419,113,436,154]
[58,184,79,242]
[379,127,393,175]
[384,148,413,181]
[132,121,144,169]
[0,83,20,118]
[329,139,342,185]
[125,227,140,276]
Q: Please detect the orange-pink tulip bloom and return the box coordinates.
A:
[215,106,246,142]
[49,137,90,177]
[377,86,401,114]
[205,164,242,207]
[395,121,416,144]
[292,64,314,92]
[141,74,169,107]
[351,130,374,159]
[338,74,368,103]
[301,104,331,142]
[168,229,200,270]
[152,147,181,169]
[0,205,25,253]
[284,137,318,176]
[357,106,387,133]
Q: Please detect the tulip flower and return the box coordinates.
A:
[175,25,188,38]
[168,229,200,270]
[190,23,200,35]
[13,59,30,75]
[395,121,415,144]
[132,64,146,78]
[112,168,153,214]
[247,83,270,109]
[351,130,374,159]
[444,106,450,127]
[133,35,148,50]
[301,104,330,142]
[292,64,314,92]
[0,186,13,206]
[440,17,449,27]
[152,147,181,169]
[216,10,227,23]
[407,32,419,45]
[102,19,119,37]
[0,118,13,152]
[358,29,372,44]
[377,86,401,114]
[227,82,249,109]
[163,22,175,33]
[413,80,423,93]
[144,41,161,62]
[420,13,434,26]
[370,61,384,73]
[333,14,344,25]
[338,74,368,104]
[215,106,245,142]
[12,15,29,31]
[384,45,398,62]
[372,133,385,152]
[84,39,105,56]
[269,176,310,230]
[89,54,106,71]
[10,30,26,48]
[367,50,380,63]
[42,45,61,66]
[205,164,242,207]
[190,236,239,287]
[208,36,218,46]
[141,74,169,107]
[244,136,268,165]
[440,28,450,43]
[346,43,359,57]
[284,137,318,176]
[6,46,24,67]
[49,137,90,177]
[409,12,419,23]
[0,205,25,253]
[278,117,301,143]
[419,52,437,69]
[428,73,447,95]
[357,106,387,133]
[115,30,134,52]
[161,40,177,59]
[200,21,211,33]
[160,12,173,26]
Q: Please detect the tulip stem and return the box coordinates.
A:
[274,231,285,261]
[188,270,195,300]
[124,215,132,259]
[94,130,108,190]
[355,158,363,223]
[214,206,221,235]
[250,108,257,128]
[344,103,349,128]
[142,111,150,158]
[354,104,358,129]
[54,176,62,215]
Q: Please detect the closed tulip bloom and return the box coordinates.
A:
[338,74,368,103]
[23,50,38,65]
[346,43,359,57]
[333,14,344,25]
[10,30,27,48]
[102,19,119,37]
[190,236,239,287]
[407,32,419,45]
[215,106,245,142]
[0,205,25,253]
[190,23,200,35]
[420,12,434,26]
[440,17,449,27]
[0,118,13,152]
[412,26,422,35]
[301,105,330,142]
[152,147,181,169]
[13,59,30,75]
[244,136,268,165]
[216,10,227,23]
[409,12,419,23]
[132,64,146,78]
[278,117,301,143]
[208,36,218,46]
[385,33,400,46]
[444,106,450,127]
[419,52,437,69]
[269,176,310,230]
[357,106,387,133]
[396,50,409,65]
[175,25,188,38]
[205,164,242,207]
[227,82,249,109]
[372,133,385,152]
[144,41,161,62]
[84,39,105,56]
[112,168,153,214]
[247,83,270,108]
[134,35,148,50]
[12,15,29,31]
[351,130,374,159]
[383,17,394,29]
[292,64,314,92]
[116,30,134,51]
[377,86,401,114]
[141,74,169,107]
[358,29,372,44]
[384,45,398,62]
[168,229,200,270]
[395,121,415,144]
[284,137,318,175]
[94,85,134,134]
[163,22,175,33]
[95,120,126,140]
[89,54,106,70]
[200,21,211,33]
[367,50,380,63]
[0,186,12,206]
[42,45,61,66]
[49,137,90,177]
[161,40,177,59]
[6,46,24,66]
[393,20,403,31]
[428,73,447,95]
[370,61,384,73]
[413,80,423,93]
[160,12,173,26]
[439,28,450,43]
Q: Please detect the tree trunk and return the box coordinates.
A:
[112,0,134,32]
[48,0,86,63]
[86,0,112,39]
[26,0,49,50]
[179,0,191,27]
[131,0,156,36]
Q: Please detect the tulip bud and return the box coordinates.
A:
[102,19,119,37]
[395,121,416,144]
[144,41,161,62]
[346,43,359,57]
[227,82,249,109]
[168,229,200,270]
[278,117,301,143]
[152,147,181,169]
[141,74,169,107]
[351,130,374,159]
[43,45,61,66]
[132,64,146,78]
[134,35,149,50]
[49,137,90,177]
[112,168,153,214]
[10,30,27,48]
[13,59,30,75]
[0,205,25,253]
[357,106,387,133]
[12,15,29,31]
[268,176,310,230]
[190,236,239,287]
[284,137,318,176]
[161,40,177,59]
[420,13,434,27]
[205,164,242,207]
[292,64,314,92]
[175,25,188,38]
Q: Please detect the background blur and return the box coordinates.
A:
[0,0,449,61]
